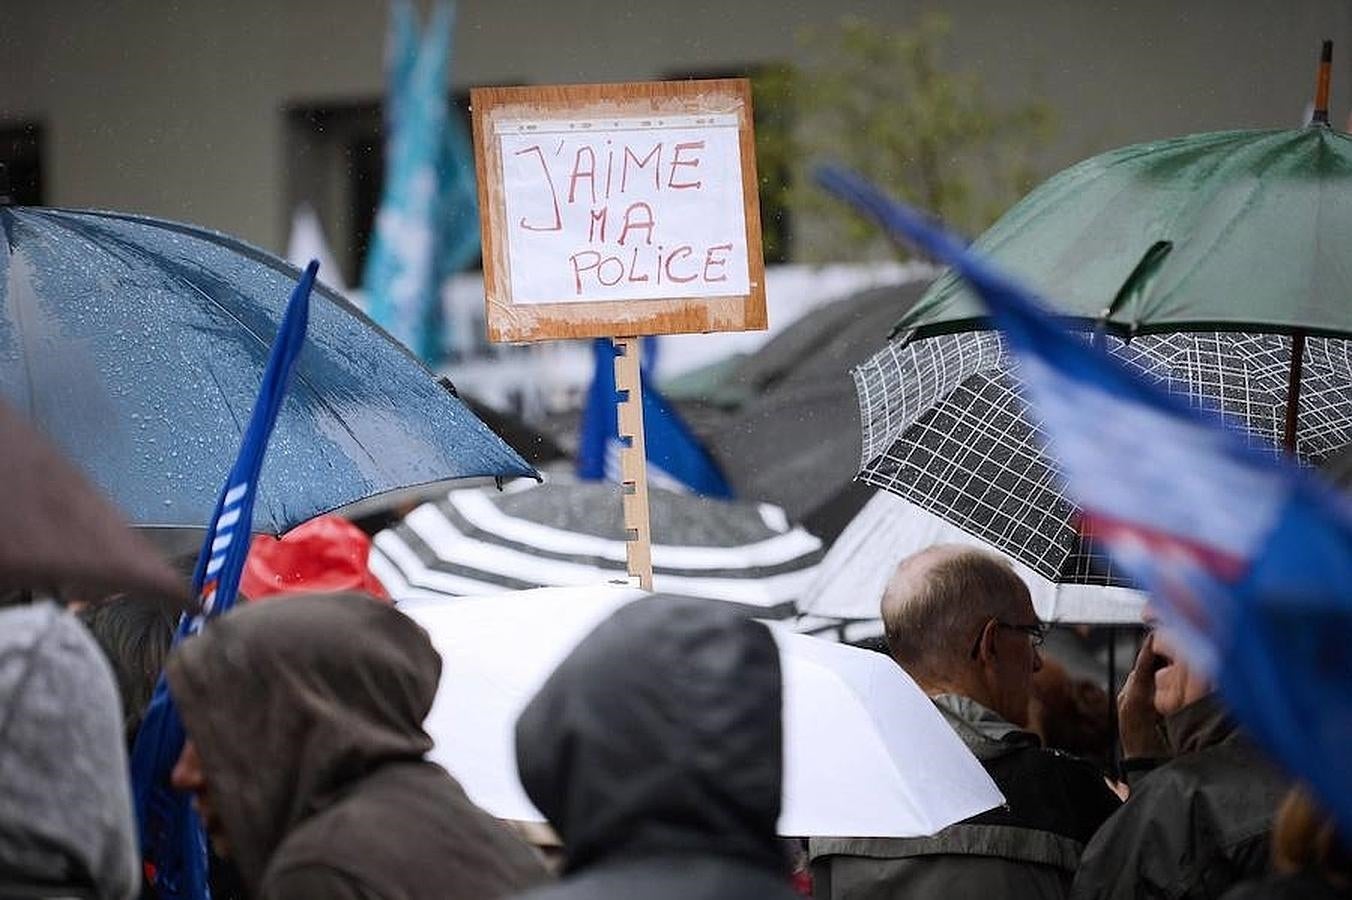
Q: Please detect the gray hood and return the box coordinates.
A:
[0,602,139,899]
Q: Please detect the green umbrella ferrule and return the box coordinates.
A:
[1311,39,1333,127]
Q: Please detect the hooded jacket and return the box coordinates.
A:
[1070,694,1289,900]
[510,595,801,900]
[809,694,1121,899]
[0,602,140,900]
[165,592,548,900]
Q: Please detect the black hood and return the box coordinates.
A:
[515,595,784,875]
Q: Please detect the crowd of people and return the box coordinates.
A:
[0,541,1347,899]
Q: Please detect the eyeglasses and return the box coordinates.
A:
[969,619,1048,659]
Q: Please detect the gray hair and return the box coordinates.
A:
[880,545,1031,683]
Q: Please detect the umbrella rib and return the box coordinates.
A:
[41,207,428,364]
[9,281,39,423]
[32,210,301,372]
[68,217,388,472]
[143,270,386,472]
[1,217,38,419]
[203,363,246,442]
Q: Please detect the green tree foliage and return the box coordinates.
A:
[754,14,1055,262]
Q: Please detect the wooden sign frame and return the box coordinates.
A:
[471,79,767,342]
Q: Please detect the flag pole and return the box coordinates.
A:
[613,336,654,590]
[1288,39,1332,452]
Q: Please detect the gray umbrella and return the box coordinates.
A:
[370,480,824,618]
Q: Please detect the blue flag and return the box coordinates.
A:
[436,80,481,280]
[364,1,477,363]
[129,261,318,899]
[578,338,733,498]
[816,164,1352,832]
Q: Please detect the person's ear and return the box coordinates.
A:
[976,619,1000,663]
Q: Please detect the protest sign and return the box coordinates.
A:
[472,79,766,342]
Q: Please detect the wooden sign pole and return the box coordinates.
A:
[471,81,765,594]
[612,336,654,590]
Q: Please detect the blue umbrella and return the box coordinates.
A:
[0,207,536,532]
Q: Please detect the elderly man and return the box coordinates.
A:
[810,545,1121,899]
[1069,617,1289,900]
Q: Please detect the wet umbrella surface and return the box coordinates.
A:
[899,127,1352,339]
[0,207,535,533]
[0,395,182,602]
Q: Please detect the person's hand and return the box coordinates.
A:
[1118,633,1169,759]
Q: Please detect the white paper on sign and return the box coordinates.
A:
[498,114,750,304]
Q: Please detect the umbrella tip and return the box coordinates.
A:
[1311,39,1333,126]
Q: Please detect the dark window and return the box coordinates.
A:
[0,122,44,205]
[284,91,480,286]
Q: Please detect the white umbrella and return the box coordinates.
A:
[405,584,1003,838]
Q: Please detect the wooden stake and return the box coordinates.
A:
[612,336,654,590]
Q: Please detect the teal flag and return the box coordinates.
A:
[364,1,478,363]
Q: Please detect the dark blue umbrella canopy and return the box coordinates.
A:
[0,207,536,533]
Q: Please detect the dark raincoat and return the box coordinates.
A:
[1222,872,1352,899]
[166,592,548,900]
[510,595,801,900]
[1070,694,1289,900]
[809,694,1121,899]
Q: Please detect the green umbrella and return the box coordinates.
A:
[899,124,1352,340]
[895,42,1349,448]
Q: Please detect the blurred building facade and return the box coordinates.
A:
[1,0,1347,269]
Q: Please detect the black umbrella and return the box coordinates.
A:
[673,280,929,534]
[848,328,1352,619]
[1326,447,1352,489]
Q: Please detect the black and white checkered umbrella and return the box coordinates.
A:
[840,329,1352,622]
